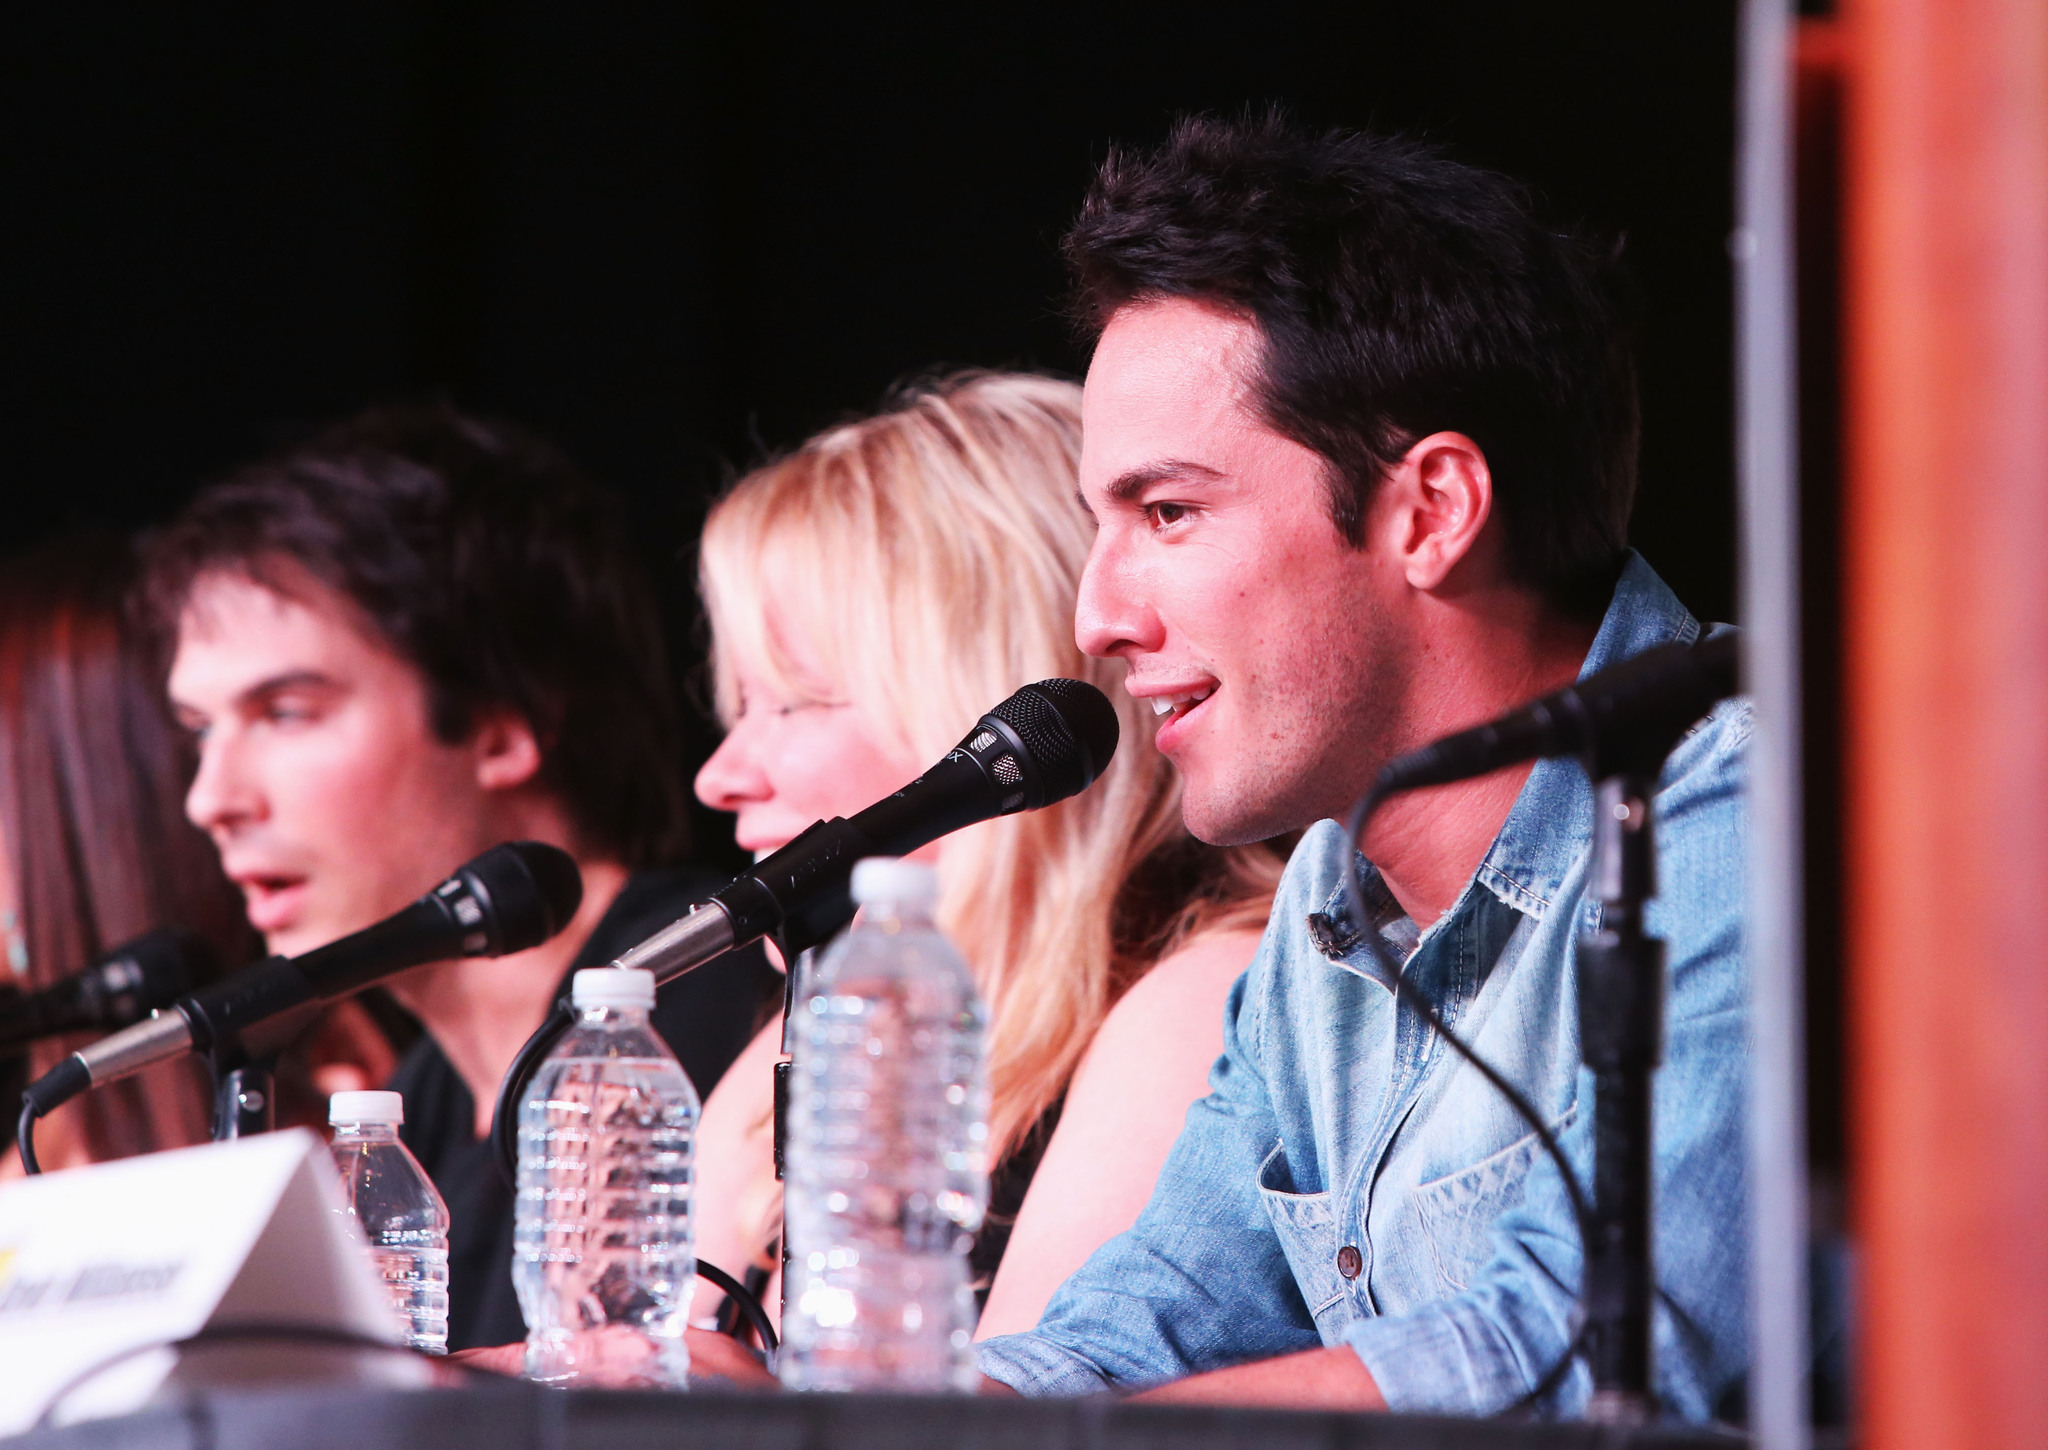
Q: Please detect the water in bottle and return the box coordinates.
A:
[513,966,698,1387]
[781,857,990,1392]
[327,1090,451,1355]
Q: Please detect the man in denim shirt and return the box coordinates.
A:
[975,117,1746,1417]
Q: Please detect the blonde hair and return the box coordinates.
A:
[701,372,1269,1165]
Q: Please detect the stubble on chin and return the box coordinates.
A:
[1177,748,1325,847]
[1179,669,1403,847]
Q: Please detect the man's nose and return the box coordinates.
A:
[184,728,261,836]
[1074,528,1162,660]
[694,722,771,813]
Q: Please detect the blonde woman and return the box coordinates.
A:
[687,372,1284,1341]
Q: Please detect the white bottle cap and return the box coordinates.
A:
[850,857,940,907]
[328,1090,404,1126]
[572,966,656,1010]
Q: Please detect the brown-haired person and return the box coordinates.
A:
[968,116,1749,1419]
[146,405,779,1351]
[0,534,273,1171]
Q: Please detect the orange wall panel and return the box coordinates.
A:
[1842,0,2048,1446]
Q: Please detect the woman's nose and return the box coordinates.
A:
[694,722,772,813]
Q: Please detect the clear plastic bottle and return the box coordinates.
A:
[781,857,990,1392]
[513,966,698,1387]
[327,1090,451,1355]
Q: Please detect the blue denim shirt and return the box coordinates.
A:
[979,554,1749,1419]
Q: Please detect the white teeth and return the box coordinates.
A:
[1145,687,1215,717]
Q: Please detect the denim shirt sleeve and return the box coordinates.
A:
[976,926,1323,1394]
[1344,699,1751,1418]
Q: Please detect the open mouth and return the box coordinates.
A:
[1155,684,1212,720]
[1148,685,1216,725]
[237,875,309,933]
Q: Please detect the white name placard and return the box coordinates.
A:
[0,1129,404,1432]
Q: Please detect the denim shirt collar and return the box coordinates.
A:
[1311,551,1701,980]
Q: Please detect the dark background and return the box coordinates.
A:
[2,2,1738,614]
[0,0,1863,1280]
[0,0,1756,960]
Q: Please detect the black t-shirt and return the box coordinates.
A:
[968,1098,1063,1308]
[391,868,779,1352]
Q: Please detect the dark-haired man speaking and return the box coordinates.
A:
[975,117,1747,1419]
[153,407,778,1350]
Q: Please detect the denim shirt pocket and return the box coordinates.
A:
[1410,1101,1579,1296]
[1254,1142,1357,1345]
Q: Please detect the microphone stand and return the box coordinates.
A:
[1348,635,1735,1418]
[202,996,315,1142]
[1576,765,1662,1423]
[205,1006,287,1140]
[211,1054,278,1140]
[771,946,810,1330]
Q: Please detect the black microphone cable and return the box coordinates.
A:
[1340,632,1738,1416]
[16,1094,42,1176]
[1342,783,1591,1417]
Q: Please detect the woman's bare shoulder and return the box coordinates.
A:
[1118,926,1265,1016]
[975,928,1265,1338]
[1077,926,1265,1076]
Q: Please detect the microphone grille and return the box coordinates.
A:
[463,842,585,954]
[985,679,1121,799]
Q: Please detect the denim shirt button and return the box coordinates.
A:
[1336,1245,1363,1279]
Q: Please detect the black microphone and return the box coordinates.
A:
[1375,632,1740,797]
[22,841,582,1118]
[611,678,1121,983]
[0,929,217,1054]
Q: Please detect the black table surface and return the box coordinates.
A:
[11,1382,1745,1450]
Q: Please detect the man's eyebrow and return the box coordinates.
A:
[1097,460,1227,506]
[235,670,341,707]
[169,669,339,726]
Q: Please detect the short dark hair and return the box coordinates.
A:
[145,403,688,867]
[1065,112,1638,615]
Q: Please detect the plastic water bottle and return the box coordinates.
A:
[781,857,990,1392]
[327,1090,451,1355]
[513,966,698,1387]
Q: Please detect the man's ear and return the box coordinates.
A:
[1380,431,1495,591]
[471,707,545,793]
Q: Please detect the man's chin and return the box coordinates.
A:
[262,927,318,961]
[1179,789,1295,849]
[261,909,346,962]
[1177,748,1348,846]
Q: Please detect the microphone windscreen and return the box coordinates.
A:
[987,679,1120,800]
[468,841,584,953]
[119,928,213,1004]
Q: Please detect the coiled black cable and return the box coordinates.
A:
[485,995,777,1354]
[491,996,575,1187]
[697,1259,778,1354]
